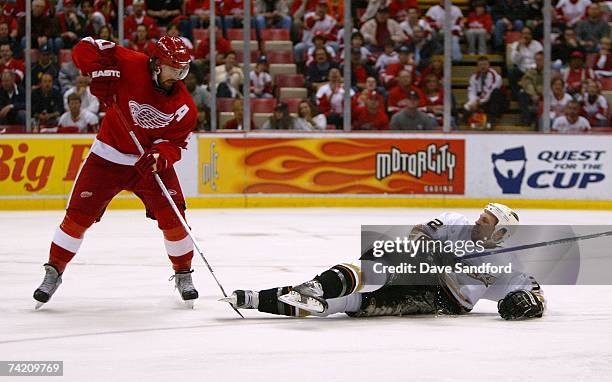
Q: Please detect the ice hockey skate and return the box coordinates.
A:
[170,270,199,308]
[278,280,328,314]
[219,290,259,309]
[33,264,63,310]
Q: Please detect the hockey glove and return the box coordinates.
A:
[135,149,168,176]
[89,48,120,108]
[498,289,544,320]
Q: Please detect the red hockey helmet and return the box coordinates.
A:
[151,36,191,80]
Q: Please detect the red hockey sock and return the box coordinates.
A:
[168,251,194,272]
[49,243,76,273]
[163,226,193,272]
[48,216,88,273]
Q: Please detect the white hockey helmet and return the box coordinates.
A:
[484,203,519,243]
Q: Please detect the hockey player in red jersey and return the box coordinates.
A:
[33,36,199,308]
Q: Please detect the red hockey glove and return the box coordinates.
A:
[89,49,120,108]
[134,149,168,176]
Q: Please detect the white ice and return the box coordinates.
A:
[1,208,611,382]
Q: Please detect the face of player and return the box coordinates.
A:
[158,64,189,90]
[0,23,8,38]
[471,210,499,243]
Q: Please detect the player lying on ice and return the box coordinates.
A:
[223,203,546,320]
[33,35,199,308]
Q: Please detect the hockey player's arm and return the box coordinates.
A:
[497,277,545,320]
[135,104,197,175]
[72,37,122,107]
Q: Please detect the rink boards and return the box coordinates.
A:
[0,132,611,209]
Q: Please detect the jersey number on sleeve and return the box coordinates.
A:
[426,219,443,231]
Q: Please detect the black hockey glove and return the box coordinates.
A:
[498,289,544,320]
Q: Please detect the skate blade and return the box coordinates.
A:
[278,291,326,314]
[184,300,195,309]
[219,296,236,305]
[34,301,45,310]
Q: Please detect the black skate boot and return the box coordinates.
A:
[219,290,259,309]
[278,280,328,314]
[170,270,199,308]
[33,263,63,309]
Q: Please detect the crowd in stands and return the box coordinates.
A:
[0,0,609,133]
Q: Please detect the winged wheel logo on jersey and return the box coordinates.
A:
[128,100,175,129]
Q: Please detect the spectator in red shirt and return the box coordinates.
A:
[128,24,155,55]
[223,99,255,130]
[387,69,425,115]
[0,21,19,58]
[561,51,596,96]
[124,0,160,43]
[420,73,444,125]
[417,54,443,86]
[305,31,336,66]
[355,76,386,109]
[465,1,492,55]
[186,0,222,34]
[18,0,62,51]
[222,0,257,34]
[295,1,338,68]
[0,2,18,39]
[360,7,407,52]
[381,45,414,88]
[592,36,611,77]
[195,25,231,61]
[57,0,85,49]
[352,90,389,130]
[343,47,377,91]
[0,43,24,82]
[580,78,609,127]
[388,0,418,22]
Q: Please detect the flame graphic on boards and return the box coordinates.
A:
[224,138,464,194]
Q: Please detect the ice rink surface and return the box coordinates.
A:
[1,207,611,382]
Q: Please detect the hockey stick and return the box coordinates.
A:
[460,230,612,261]
[113,104,244,318]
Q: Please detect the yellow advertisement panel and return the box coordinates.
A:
[0,137,92,196]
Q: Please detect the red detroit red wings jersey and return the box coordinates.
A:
[72,38,197,167]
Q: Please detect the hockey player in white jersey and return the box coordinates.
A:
[222,203,546,320]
